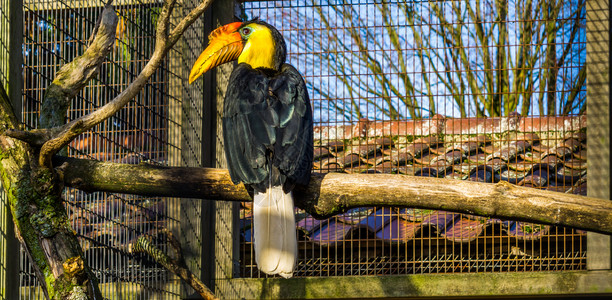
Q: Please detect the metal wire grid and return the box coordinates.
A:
[0,191,8,299]
[239,0,587,278]
[0,189,8,299]
[0,0,11,298]
[19,0,205,298]
[177,0,207,294]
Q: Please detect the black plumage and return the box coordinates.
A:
[222,63,313,193]
[187,19,310,277]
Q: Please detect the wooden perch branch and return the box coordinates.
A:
[129,230,217,300]
[55,156,612,235]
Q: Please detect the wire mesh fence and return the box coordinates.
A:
[19,0,206,298]
[9,0,590,297]
[0,0,11,298]
[239,0,587,278]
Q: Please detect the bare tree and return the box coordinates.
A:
[288,0,586,120]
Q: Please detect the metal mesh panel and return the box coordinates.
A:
[0,191,8,300]
[0,0,10,88]
[19,1,204,298]
[0,182,8,300]
[239,0,587,278]
[177,0,207,295]
[0,0,18,298]
[0,0,10,297]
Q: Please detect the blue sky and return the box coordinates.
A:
[242,0,586,123]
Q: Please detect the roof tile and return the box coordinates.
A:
[314,146,332,160]
[242,116,587,247]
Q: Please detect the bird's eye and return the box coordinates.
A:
[241,28,251,35]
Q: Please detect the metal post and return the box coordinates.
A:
[0,0,22,299]
[201,0,241,298]
[586,0,611,270]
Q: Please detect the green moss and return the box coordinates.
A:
[520,224,545,234]
[397,135,417,145]
[0,149,8,161]
[5,166,76,299]
[66,286,87,300]
[16,220,50,274]
[42,256,89,299]
[436,132,446,143]
[249,271,612,298]
[44,270,56,298]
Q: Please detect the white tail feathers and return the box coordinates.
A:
[253,186,297,278]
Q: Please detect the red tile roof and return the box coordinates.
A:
[241,115,587,246]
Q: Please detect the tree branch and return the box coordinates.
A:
[129,230,217,300]
[38,2,118,131]
[55,156,612,235]
[5,3,118,151]
[3,128,53,146]
[35,0,213,168]
[9,2,119,169]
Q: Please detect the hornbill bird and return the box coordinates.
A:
[189,20,313,278]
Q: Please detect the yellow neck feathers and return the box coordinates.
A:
[238,24,278,70]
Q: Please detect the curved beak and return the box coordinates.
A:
[189,22,244,84]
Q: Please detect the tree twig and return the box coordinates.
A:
[55,156,612,235]
[2,1,117,149]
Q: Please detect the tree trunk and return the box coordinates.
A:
[0,4,120,298]
[1,90,103,299]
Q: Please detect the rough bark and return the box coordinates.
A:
[39,3,118,130]
[55,156,612,235]
[2,92,101,300]
[0,3,118,298]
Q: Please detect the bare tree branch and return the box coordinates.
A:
[3,127,51,146]
[129,230,217,300]
[33,0,213,168]
[38,2,118,132]
[430,1,488,116]
[5,3,118,157]
[56,156,612,235]
[0,1,217,298]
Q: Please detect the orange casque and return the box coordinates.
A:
[188,22,244,84]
